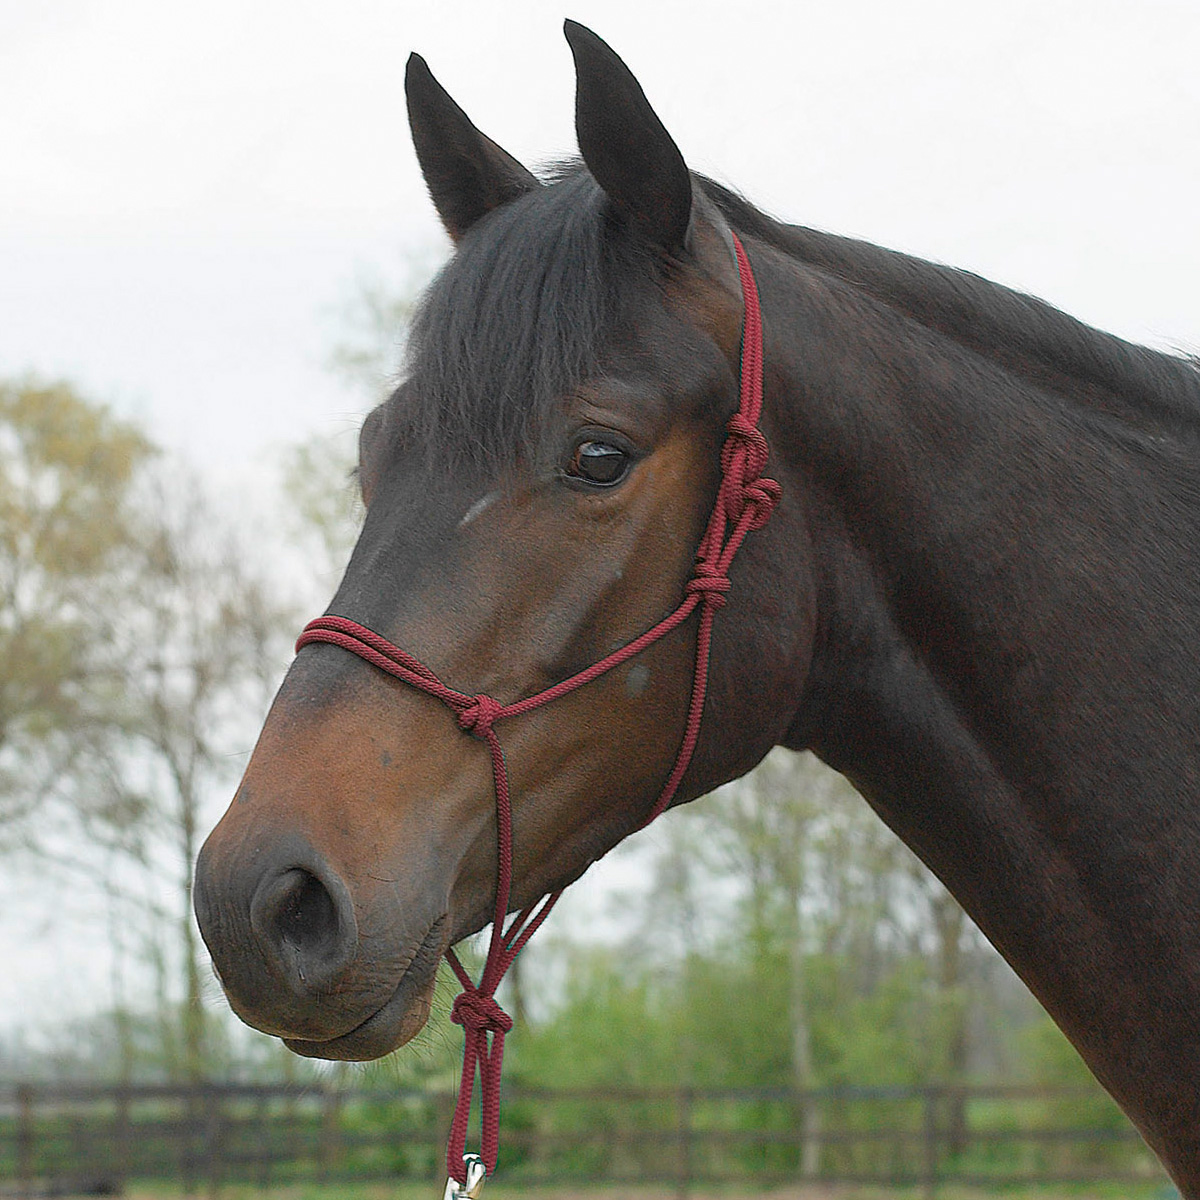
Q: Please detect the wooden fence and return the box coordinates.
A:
[0,1080,1169,1197]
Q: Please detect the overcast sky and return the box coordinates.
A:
[2,0,1199,1033]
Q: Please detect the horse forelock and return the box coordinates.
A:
[397,163,664,478]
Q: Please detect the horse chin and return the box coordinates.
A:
[277,917,446,1063]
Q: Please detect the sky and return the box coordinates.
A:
[2,0,1200,1034]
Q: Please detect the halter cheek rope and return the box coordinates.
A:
[296,233,778,1194]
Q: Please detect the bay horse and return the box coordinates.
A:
[193,21,1200,1195]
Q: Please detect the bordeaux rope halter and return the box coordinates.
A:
[296,233,778,1194]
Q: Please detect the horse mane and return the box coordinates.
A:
[700,179,1200,437]
[398,164,1200,476]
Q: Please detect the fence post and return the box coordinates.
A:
[253,1093,271,1191]
[203,1083,224,1199]
[16,1083,33,1197]
[676,1086,694,1200]
[180,1085,196,1197]
[435,1090,456,1184]
[922,1086,938,1200]
[318,1084,343,1182]
[114,1083,132,1188]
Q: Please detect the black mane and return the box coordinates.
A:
[397,166,1200,474]
[701,180,1200,436]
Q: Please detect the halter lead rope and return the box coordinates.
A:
[296,233,778,1192]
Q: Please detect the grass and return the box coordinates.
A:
[118,1181,1182,1200]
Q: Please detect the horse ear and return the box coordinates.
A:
[405,53,540,243]
[564,21,692,253]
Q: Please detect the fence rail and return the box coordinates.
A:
[0,1080,1168,1196]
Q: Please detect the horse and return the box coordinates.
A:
[192,21,1200,1195]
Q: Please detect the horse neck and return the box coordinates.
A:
[754,242,1200,1183]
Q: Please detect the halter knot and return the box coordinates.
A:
[686,565,732,609]
[719,410,779,528]
[451,989,513,1035]
[458,694,504,739]
[723,412,770,480]
[740,476,783,531]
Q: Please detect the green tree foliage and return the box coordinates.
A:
[513,752,1038,1096]
[0,379,153,845]
[1018,1013,1139,1170]
[0,377,301,1081]
[503,752,1141,1176]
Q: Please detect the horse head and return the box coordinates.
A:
[193,23,813,1061]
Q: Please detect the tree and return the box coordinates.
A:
[0,384,300,1080]
[0,378,154,848]
[271,258,437,604]
[0,382,295,1081]
[699,752,834,1176]
[547,747,1043,1177]
[278,431,364,595]
[108,469,296,1081]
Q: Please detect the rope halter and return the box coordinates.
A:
[295,232,778,1193]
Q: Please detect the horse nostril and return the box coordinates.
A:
[250,865,358,994]
[279,871,337,951]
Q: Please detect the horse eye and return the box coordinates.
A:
[567,440,630,486]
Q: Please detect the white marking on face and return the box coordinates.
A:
[626,662,651,698]
[458,491,499,529]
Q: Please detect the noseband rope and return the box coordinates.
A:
[296,233,777,1191]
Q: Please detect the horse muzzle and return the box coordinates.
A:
[193,816,448,1057]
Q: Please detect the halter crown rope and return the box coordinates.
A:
[296,233,778,1193]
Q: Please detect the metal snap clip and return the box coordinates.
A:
[442,1154,487,1200]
